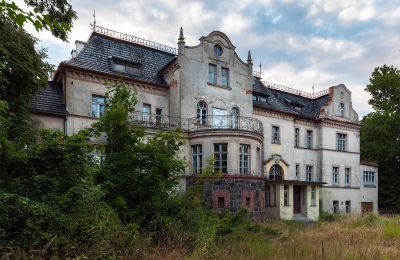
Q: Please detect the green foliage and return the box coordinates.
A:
[92,84,185,225]
[0,0,77,41]
[362,65,400,212]
[0,17,52,140]
[319,211,342,222]
[383,217,400,239]
[353,213,381,227]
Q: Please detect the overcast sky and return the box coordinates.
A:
[21,0,400,117]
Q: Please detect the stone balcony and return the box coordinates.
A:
[130,111,263,136]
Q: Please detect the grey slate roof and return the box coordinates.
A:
[252,79,329,119]
[63,32,176,85]
[32,81,66,117]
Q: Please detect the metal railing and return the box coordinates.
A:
[92,24,178,55]
[267,174,284,181]
[262,81,329,99]
[130,111,263,135]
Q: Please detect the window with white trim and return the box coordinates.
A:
[239,144,250,174]
[306,130,313,149]
[191,145,202,174]
[208,64,217,84]
[214,143,228,173]
[345,168,351,186]
[284,185,289,206]
[272,126,280,144]
[221,67,229,87]
[196,101,207,124]
[306,165,313,182]
[142,103,151,121]
[311,187,316,205]
[337,133,347,151]
[294,128,300,147]
[363,171,376,186]
[332,167,339,186]
[91,95,106,118]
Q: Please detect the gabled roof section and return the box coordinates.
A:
[253,79,329,119]
[61,26,177,86]
[32,81,66,117]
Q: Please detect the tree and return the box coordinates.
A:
[0,0,77,41]
[0,17,52,140]
[92,84,185,225]
[361,64,400,212]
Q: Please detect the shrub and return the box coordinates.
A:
[319,211,342,222]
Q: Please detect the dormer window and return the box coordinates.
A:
[253,94,268,103]
[214,44,223,57]
[339,103,345,117]
[110,58,141,76]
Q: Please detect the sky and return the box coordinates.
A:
[19,0,400,117]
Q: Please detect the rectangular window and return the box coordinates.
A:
[91,95,106,118]
[295,164,300,180]
[272,126,280,144]
[214,143,228,173]
[192,145,203,174]
[363,171,376,186]
[208,64,217,84]
[252,95,258,101]
[245,197,251,207]
[266,186,271,207]
[155,108,162,125]
[259,96,267,103]
[272,184,276,206]
[333,167,339,186]
[256,147,261,175]
[306,165,313,182]
[311,187,316,205]
[333,200,339,213]
[218,197,225,209]
[294,128,300,147]
[113,61,140,75]
[142,103,151,121]
[221,67,229,87]
[284,185,289,206]
[239,144,250,174]
[306,130,313,149]
[337,133,347,151]
[345,200,351,213]
[345,168,351,186]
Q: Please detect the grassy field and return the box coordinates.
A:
[142,214,400,260]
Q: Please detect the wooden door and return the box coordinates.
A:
[361,202,373,214]
[293,186,301,213]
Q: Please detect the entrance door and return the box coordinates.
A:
[361,202,373,214]
[293,186,301,214]
[212,108,228,128]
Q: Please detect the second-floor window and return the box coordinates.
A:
[192,145,202,174]
[197,101,207,124]
[91,95,106,118]
[239,144,250,174]
[306,165,313,182]
[345,168,351,186]
[221,67,229,87]
[333,167,339,186]
[306,130,313,149]
[155,108,162,125]
[214,143,228,173]
[337,133,347,151]
[294,128,300,147]
[208,64,217,84]
[142,103,151,121]
[363,171,376,186]
[272,126,280,144]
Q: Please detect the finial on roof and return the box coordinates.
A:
[178,27,185,42]
[259,62,262,74]
[247,50,252,64]
[93,9,96,28]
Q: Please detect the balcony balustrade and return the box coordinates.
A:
[130,111,263,135]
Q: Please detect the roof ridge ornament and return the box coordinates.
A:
[178,27,185,43]
[261,81,329,99]
[247,50,253,65]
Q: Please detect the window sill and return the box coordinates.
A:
[363,184,376,188]
[271,142,281,145]
[283,205,291,207]
[207,82,232,90]
[310,204,317,207]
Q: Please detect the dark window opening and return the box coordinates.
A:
[218,197,225,208]
[246,197,251,207]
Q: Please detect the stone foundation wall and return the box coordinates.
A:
[187,176,266,222]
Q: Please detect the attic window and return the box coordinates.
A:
[292,104,303,111]
[214,44,223,57]
[252,94,268,103]
[111,59,140,75]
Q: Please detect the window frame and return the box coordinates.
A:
[221,67,229,87]
[294,127,300,147]
[239,143,250,174]
[363,171,376,186]
[333,200,339,213]
[196,101,208,125]
[332,166,339,186]
[311,187,316,206]
[345,200,351,213]
[284,185,289,206]
[306,130,313,149]
[336,133,347,151]
[271,125,280,144]
[142,103,151,121]
[91,95,106,118]
[191,144,203,174]
[214,143,228,173]
[345,168,351,186]
[306,165,313,182]
[208,63,217,84]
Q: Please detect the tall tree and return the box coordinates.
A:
[361,64,400,212]
[0,17,51,139]
[92,84,185,224]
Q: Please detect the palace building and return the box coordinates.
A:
[32,25,378,221]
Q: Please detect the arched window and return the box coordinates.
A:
[339,103,345,117]
[269,164,283,180]
[231,107,239,129]
[197,101,207,124]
